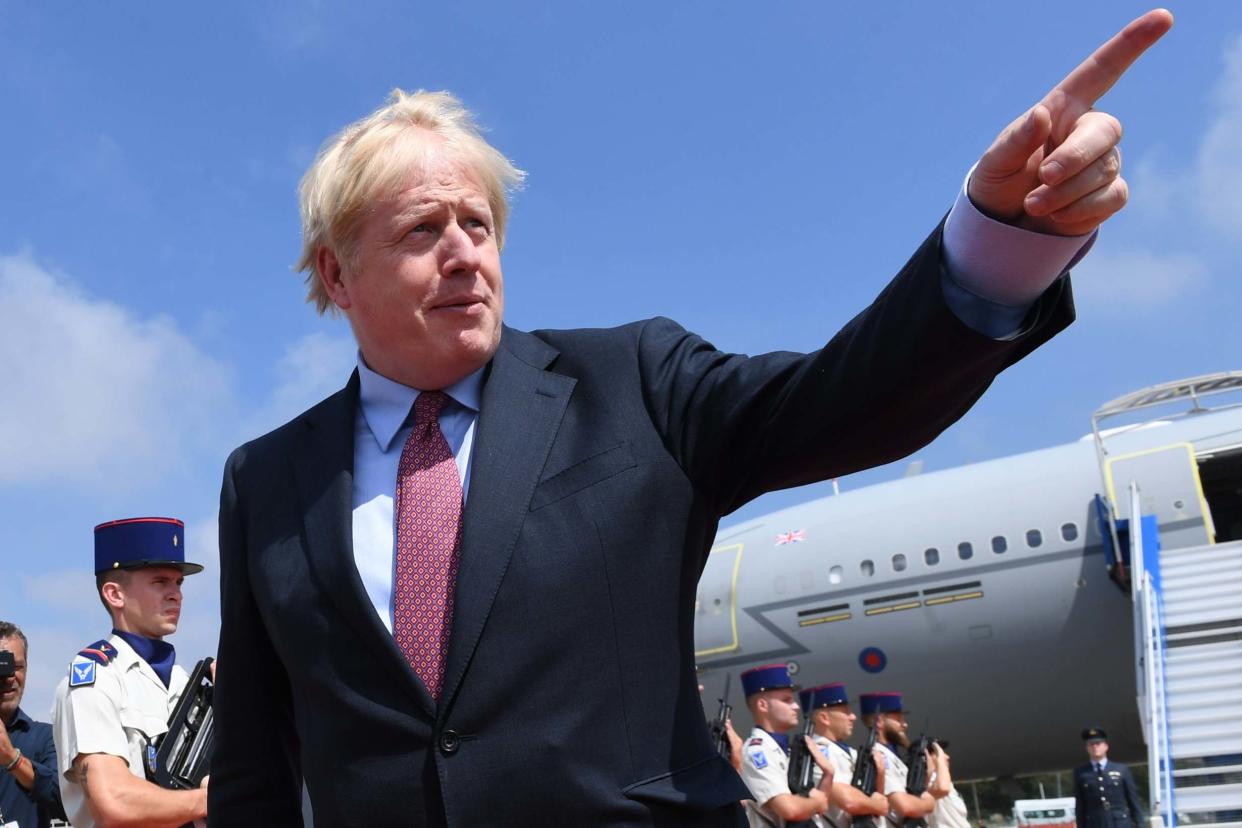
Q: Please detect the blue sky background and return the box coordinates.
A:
[3,2,1240,717]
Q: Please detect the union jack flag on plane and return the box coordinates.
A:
[774,529,806,546]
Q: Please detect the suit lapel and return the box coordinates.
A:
[441,328,575,710]
[290,370,436,716]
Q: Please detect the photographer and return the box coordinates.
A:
[0,621,66,828]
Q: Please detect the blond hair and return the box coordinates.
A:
[295,89,525,314]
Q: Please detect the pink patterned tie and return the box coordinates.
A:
[392,391,463,700]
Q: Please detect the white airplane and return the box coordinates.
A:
[695,372,1242,780]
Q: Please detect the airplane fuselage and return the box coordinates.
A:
[696,400,1242,779]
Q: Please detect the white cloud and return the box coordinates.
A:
[246,330,357,436]
[1195,34,1242,238]
[0,253,233,489]
[1071,248,1209,313]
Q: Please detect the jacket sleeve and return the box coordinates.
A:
[1074,769,1086,828]
[208,448,305,826]
[636,222,1074,516]
[1122,766,1144,825]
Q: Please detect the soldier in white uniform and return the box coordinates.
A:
[858,692,938,828]
[798,683,888,828]
[50,517,209,828]
[737,664,828,827]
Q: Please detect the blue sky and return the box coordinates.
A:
[3,2,1240,717]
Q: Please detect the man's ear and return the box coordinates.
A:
[317,247,352,310]
[100,581,125,613]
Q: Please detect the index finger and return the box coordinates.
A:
[1048,9,1173,107]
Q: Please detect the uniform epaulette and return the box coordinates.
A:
[69,640,117,688]
[77,640,118,666]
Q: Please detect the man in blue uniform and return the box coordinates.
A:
[1073,728,1143,828]
[0,621,66,828]
[50,517,210,828]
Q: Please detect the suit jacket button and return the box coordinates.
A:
[439,729,460,755]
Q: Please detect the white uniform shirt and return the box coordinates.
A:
[879,742,911,828]
[927,777,970,828]
[812,734,857,828]
[50,634,189,828]
[740,727,792,828]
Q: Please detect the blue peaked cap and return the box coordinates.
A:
[859,692,905,715]
[94,517,203,575]
[740,664,797,697]
[799,682,850,711]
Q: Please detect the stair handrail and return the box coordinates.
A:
[1129,482,1175,828]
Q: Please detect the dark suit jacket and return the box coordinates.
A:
[1074,761,1144,828]
[210,226,1073,827]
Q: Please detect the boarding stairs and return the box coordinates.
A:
[1124,484,1242,828]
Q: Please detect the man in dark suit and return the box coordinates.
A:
[1074,728,1144,828]
[209,12,1171,827]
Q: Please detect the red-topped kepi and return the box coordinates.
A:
[93,517,204,575]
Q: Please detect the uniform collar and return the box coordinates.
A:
[356,351,484,452]
[112,629,175,688]
[4,706,32,731]
[763,729,791,754]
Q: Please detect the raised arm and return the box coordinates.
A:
[970,9,1174,237]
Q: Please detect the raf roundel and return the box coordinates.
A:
[858,646,887,674]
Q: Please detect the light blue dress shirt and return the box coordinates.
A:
[350,180,1094,632]
[352,358,483,633]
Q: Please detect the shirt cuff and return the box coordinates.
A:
[941,167,1095,326]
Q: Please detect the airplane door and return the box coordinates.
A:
[695,543,743,658]
[1106,443,1215,549]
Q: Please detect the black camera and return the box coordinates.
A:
[0,650,14,680]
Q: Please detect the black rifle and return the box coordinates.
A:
[787,709,817,795]
[850,717,879,795]
[903,735,949,828]
[709,674,733,759]
[146,657,214,790]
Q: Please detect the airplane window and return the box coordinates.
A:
[924,547,940,566]
[892,553,907,572]
[1026,529,1043,548]
[958,542,973,560]
[860,559,875,577]
[1061,522,1079,541]
[991,535,1007,554]
[829,565,844,585]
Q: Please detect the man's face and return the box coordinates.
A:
[0,637,26,723]
[111,567,185,639]
[322,148,504,391]
[760,689,801,733]
[824,704,856,741]
[1086,739,1109,761]
[882,711,910,746]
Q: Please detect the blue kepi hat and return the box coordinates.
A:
[859,692,905,715]
[800,682,850,711]
[741,664,798,697]
[94,517,203,575]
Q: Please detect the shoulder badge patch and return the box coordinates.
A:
[69,660,97,687]
[749,749,769,769]
[77,640,118,666]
